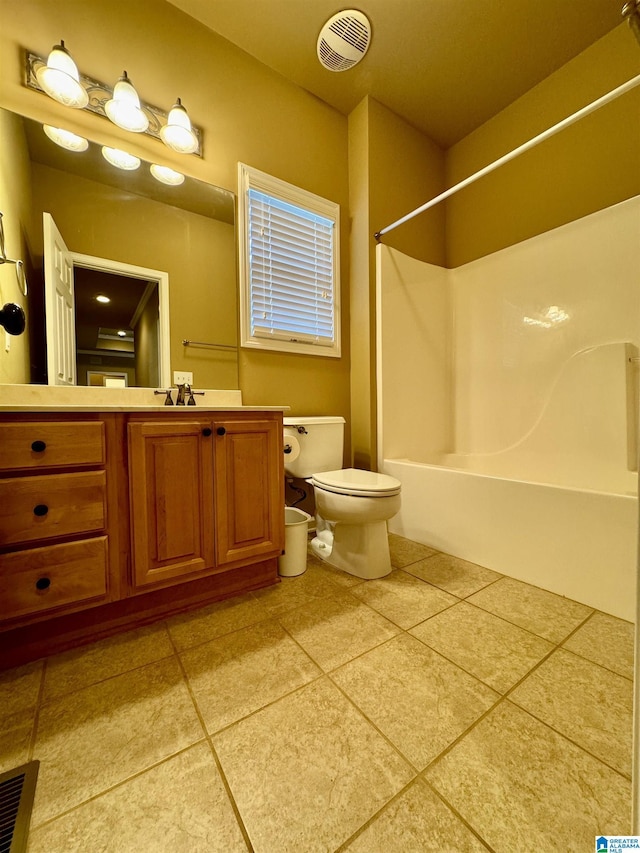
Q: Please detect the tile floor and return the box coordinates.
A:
[1,533,634,852]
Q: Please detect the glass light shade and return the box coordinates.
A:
[160,99,198,154]
[101,146,141,171]
[36,41,88,108]
[105,72,149,133]
[150,164,185,186]
[43,124,89,152]
[95,295,110,304]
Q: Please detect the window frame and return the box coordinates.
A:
[238,162,341,358]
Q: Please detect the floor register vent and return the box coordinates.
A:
[0,762,39,853]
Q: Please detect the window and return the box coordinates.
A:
[238,163,341,357]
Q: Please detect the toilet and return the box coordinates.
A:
[283,416,401,579]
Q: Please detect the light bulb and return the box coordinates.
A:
[43,124,89,152]
[150,164,185,186]
[36,41,88,109]
[105,71,149,133]
[101,146,140,171]
[95,295,110,304]
[160,98,198,154]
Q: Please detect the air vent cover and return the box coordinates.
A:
[0,761,39,853]
[317,10,372,72]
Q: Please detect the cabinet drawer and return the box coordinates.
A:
[0,471,107,546]
[0,422,105,471]
[0,537,108,621]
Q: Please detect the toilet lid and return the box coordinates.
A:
[311,468,401,497]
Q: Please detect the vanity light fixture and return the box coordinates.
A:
[43,124,89,152]
[105,71,149,133]
[35,41,88,108]
[101,146,141,171]
[160,99,198,154]
[95,294,111,304]
[150,163,185,186]
[27,51,203,156]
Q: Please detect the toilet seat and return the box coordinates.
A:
[311,468,401,498]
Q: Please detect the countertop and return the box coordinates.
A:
[0,385,289,413]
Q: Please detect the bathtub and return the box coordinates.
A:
[383,455,637,622]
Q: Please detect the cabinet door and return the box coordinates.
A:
[128,421,214,588]
[213,418,284,566]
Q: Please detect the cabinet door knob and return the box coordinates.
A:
[216,427,226,436]
[35,577,51,591]
[33,504,49,517]
[31,440,47,452]
[201,427,212,437]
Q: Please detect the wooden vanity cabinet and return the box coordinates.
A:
[127,413,284,590]
[128,419,215,589]
[0,408,284,668]
[0,416,120,626]
[213,417,284,566]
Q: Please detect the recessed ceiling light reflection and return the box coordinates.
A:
[150,164,185,186]
[43,124,89,152]
[101,146,140,171]
[117,330,127,337]
[95,294,110,304]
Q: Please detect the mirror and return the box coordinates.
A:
[0,105,238,389]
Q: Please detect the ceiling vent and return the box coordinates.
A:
[317,9,372,72]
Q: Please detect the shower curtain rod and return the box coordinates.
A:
[374,72,640,241]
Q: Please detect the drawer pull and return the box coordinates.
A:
[216,427,226,436]
[35,576,51,591]
[31,440,47,453]
[33,504,49,517]
[202,427,212,437]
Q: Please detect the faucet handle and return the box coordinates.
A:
[154,389,174,405]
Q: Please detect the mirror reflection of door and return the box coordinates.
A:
[42,212,170,388]
[43,212,75,385]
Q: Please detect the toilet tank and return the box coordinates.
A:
[283,416,345,478]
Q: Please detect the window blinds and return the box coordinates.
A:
[247,189,336,347]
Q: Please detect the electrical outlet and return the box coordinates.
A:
[173,371,193,385]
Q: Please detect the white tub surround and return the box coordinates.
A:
[377,197,640,622]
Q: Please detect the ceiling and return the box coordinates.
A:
[167,0,624,147]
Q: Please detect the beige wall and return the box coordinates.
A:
[0,108,31,383]
[445,25,640,267]
[348,97,446,468]
[0,0,351,436]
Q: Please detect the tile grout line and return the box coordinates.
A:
[27,657,48,762]
[506,698,632,782]
[165,621,256,853]
[421,607,615,779]
[331,777,425,853]
[28,740,210,833]
[422,777,498,853]
[35,649,177,707]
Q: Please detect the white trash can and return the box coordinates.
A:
[278,507,312,577]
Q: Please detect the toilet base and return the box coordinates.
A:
[310,517,392,580]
